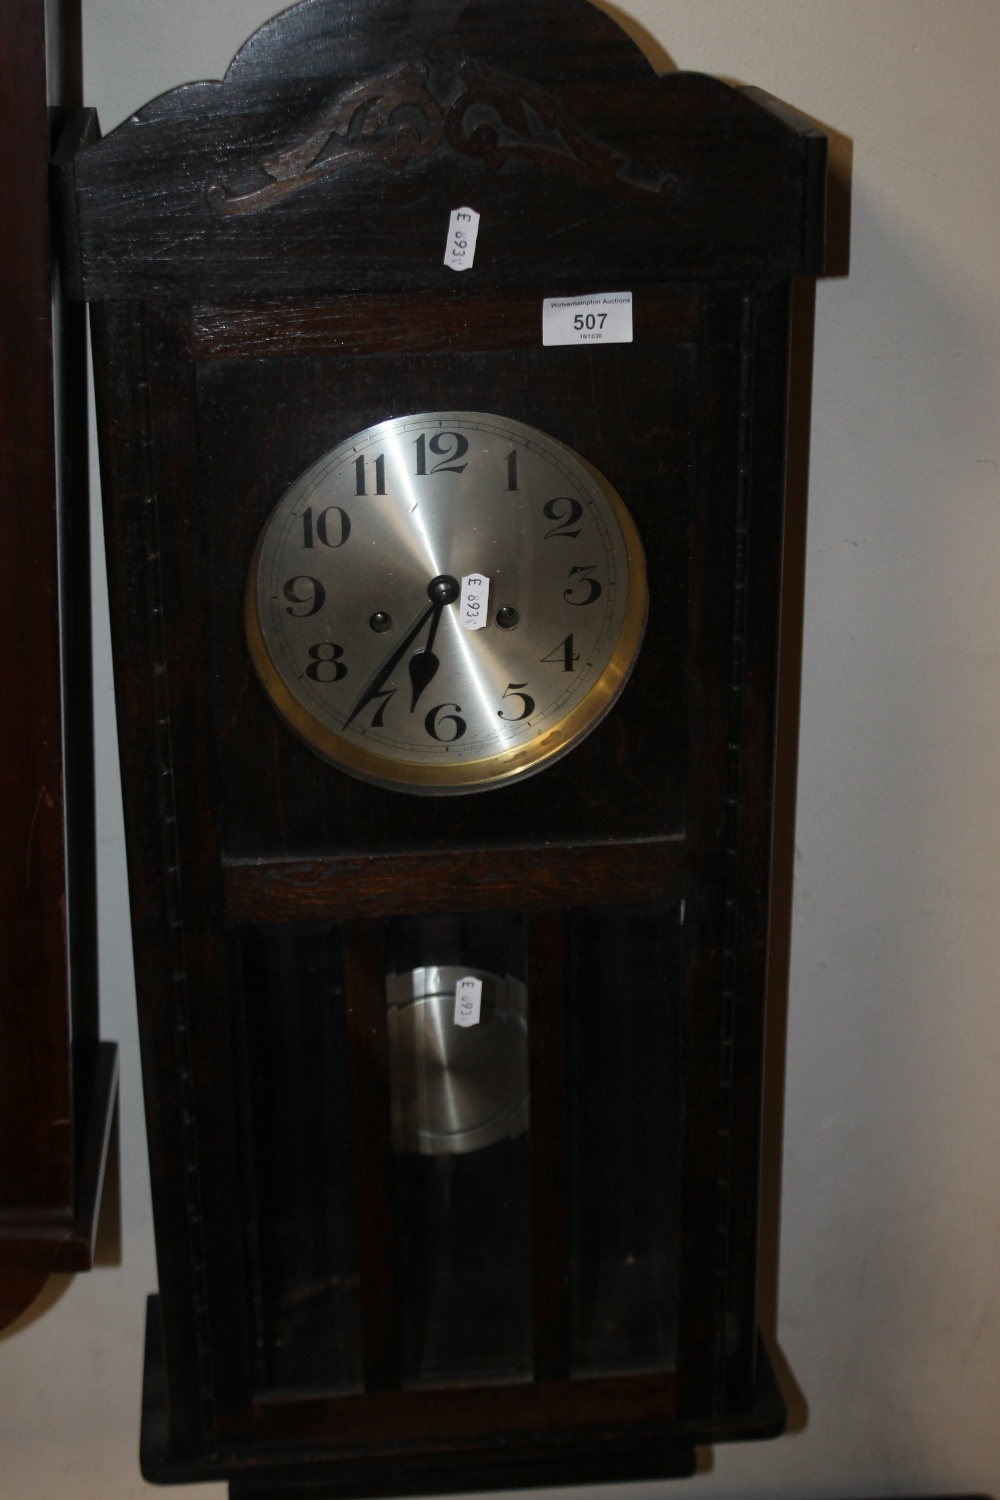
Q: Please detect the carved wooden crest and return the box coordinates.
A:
[207,59,678,214]
[64,0,824,300]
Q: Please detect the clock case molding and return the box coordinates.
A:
[57,0,826,1492]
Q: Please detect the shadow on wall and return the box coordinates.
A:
[0,1273,74,1338]
[590,0,678,72]
[754,72,1000,1482]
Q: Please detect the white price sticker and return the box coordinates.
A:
[542,292,633,347]
[460,573,490,630]
[454,975,483,1028]
[444,207,480,272]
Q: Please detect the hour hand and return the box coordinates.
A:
[408,647,440,712]
[344,575,459,730]
[407,575,459,709]
[344,600,435,729]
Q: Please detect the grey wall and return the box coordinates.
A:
[2,2,999,1496]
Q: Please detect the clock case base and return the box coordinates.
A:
[140,1295,786,1494]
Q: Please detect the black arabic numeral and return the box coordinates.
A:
[541,634,579,672]
[543,496,583,540]
[305,642,348,682]
[355,453,386,495]
[564,564,603,606]
[283,575,326,616]
[498,682,535,722]
[316,505,351,547]
[429,431,469,473]
[424,702,467,742]
[368,687,396,728]
[415,430,469,476]
[506,449,518,491]
[302,505,351,548]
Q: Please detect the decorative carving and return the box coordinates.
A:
[207,62,443,215]
[207,59,676,215]
[445,61,677,201]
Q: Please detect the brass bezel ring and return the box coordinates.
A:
[244,421,648,796]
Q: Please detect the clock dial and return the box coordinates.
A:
[245,412,647,794]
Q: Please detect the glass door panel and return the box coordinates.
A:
[238,922,363,1394]
[567,902,681,1376]
[387,913,532,1387]
[238,903,678,1399]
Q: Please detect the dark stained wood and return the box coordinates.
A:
[90,299,255,1451]
[192,286,699,361]
[51,107,99,299]
[0,1042,119,1271]
[226,1445,697,1499]
[740,87,827,272]
[64,0,824,302]
[74,0,826,1489]
[0,0,73,1222]
[0,0,117,1281]
[224,839,686,924]
[140,1302,698,1496]
[137,300,257,1441]
[720,279,794,1413]
[673,281,750,1418]
[343,921,399,1392]
[198,334,693,861]
[252,1368,676,1445]
[140,1308,784,1490]
[526,912,570,1382]
[89,305,209,1455]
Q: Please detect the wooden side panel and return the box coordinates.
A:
[675,283,793,1419]
[0,0,112,1292]
[90,302,211,1451]
[0,0,114,1287]
[91,301,254,1447]
[0,0,72,1220]
[675,283,748,1417]
[721,281,793,1412]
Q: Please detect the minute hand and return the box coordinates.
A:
[343,599,441,730]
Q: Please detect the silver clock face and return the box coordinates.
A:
[245,412,647,794]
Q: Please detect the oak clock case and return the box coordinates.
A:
[61,0,826,1493]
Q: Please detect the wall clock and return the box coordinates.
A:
[58,0,825,1493]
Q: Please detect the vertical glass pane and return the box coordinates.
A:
[387,913,532,1387]
[567,902,681,1375]
[239,922,362,1394]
